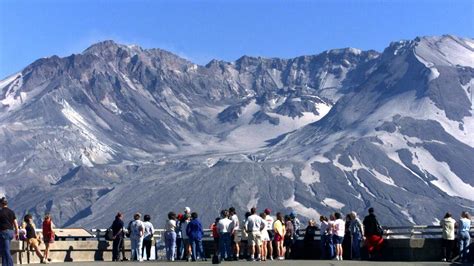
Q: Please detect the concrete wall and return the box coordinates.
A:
[4,238,473,264]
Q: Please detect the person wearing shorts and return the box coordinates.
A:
[263,209,274,260]
[42,213,55,263]
[273,212,286,260]
[229,207,240,260]
[245,207,265,261]
[260,212,270,261]
[332,212,345,261]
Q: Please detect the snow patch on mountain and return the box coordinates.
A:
[61,100,116,165]
[283,195,320,219]
[410,145,474,201]
[322,198,345,209]
[414,36,474,68]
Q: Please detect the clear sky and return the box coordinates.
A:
[0,0,472,78]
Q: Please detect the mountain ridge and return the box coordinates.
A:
[0,34,473,228]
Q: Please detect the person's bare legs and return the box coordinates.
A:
[267,240,273,259]
[261,241,267,261]
[43,243,50,261]
[31,242,44,262]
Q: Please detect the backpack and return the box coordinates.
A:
[212,254,221,264]
[125,221,132,238]
[105,227,114,241]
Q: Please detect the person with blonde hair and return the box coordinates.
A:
[273,212,285,260]
[458,211,471,263]
[23,214,46,264]
[42,213,55,262]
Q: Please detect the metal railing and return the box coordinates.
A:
[87,225,474,241]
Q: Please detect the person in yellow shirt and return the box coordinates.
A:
[273,212,286,260]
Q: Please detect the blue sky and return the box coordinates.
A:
[0,0,472,78]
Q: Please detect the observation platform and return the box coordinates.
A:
[3,225,473,264]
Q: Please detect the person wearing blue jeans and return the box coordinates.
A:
[219,232,232,260]
[186,212,206,261]
[165,212,177,261]
[458,211,471,263]
[0,197,19,266]
[349,212,364,260]
[217,210,233,260]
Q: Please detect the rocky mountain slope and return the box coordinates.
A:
[0,35,472,228]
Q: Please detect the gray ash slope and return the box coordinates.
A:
[1,35,473,228]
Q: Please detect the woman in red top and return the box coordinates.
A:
[42,213,55,262]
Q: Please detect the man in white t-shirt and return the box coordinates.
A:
[218,210,234,260]
[245,207,265,261]
[264,208,274,260]
[332,212,345,261]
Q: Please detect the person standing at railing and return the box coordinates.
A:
[319,216,331,259]
[440,212,455,262]
[229,207,240,261]
[273,212,286,260]
[141,214,154,261]
[284,215,294,259]
[240,212,251,260]
[332,212,345,261]
[129,213,144,262]
[180,213,192,261]
[0,197,19,266]
[260,212,269,261]
[165,212,177,261]
[349,211,364,260]
[245,207,265,261]
[458,211,471,263]
[303,219,318,260]
[210,217,220,256]
[328,214,336,259]
[186,212,206,261]
[218,209,234,261]
[111,212,127,262]
[175,213,184,260]
[363,207,384,260]
[263,209,274,260]
[42,213,55,263]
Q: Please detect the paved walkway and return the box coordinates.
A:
[48,260,469,266]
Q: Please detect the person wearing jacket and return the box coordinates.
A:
[440,212,456,262]
[186,212,206,261]
[458,211,471,263]
[363,208,384,260]
[349,211,364,260]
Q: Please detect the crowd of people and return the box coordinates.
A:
[0,195,472,265]
[106,206,472,263]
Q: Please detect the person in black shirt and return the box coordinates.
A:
[362,207,384,260]
[0,197,19,266]
[303,219,318,259]
[111,212,128,261]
